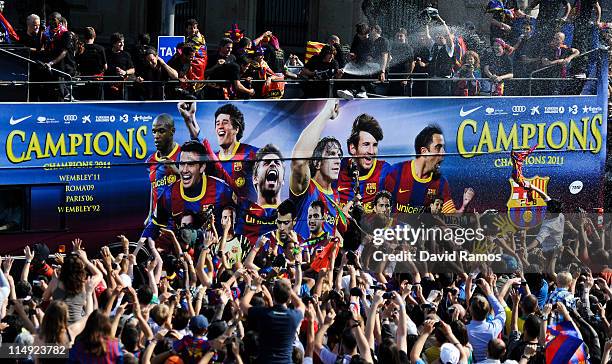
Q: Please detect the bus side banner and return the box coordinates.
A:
[0,94,607,251]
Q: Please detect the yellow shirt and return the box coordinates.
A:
[504,305,525,334]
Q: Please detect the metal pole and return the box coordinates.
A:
[161,0,177,35]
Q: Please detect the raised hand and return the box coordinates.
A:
[2,256,14,274]
[72,238,84,252]
[178,101,196,119]
[24,246,34,262]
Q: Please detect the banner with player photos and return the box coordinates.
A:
[0,91,607,252]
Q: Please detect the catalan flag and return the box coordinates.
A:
[305,41,325,62]
[545,321,589,364]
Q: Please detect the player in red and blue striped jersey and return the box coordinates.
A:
[179,102,259,200]
[384,125,474,214]
[336,114,391,213]
[142,114,181,239]
[261,199,304,256]
[301,200,330,256]
[235,144,286,244]
[289,100,349,239]
[149,141,237,233]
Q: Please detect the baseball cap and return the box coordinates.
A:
[188,315,209,332]
[440,343,460,364]
[207,320,228,341]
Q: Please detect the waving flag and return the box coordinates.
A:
[545,321,589,364]
[305,41,325,62]
[0,12,19,43]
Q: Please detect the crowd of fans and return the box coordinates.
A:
[0,192,610,364]
[1,0,609,101]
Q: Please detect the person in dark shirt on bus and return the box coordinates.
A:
[388,28,415,96]
[76,27,107,100]
[105,32,134,100]
[134,47,178,101]
[41,12,76,101]
[300,44,342,98]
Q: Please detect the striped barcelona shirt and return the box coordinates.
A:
[155,175,236,231]
[142,143,181,238]
[263,229,305,256]
[384,160,456,214]
[217,142,259,201]
[291,179,344,239]
[335,159,391,213]
[234,199,278,244]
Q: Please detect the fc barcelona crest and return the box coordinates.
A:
[507,176,549,229]
[236,177,245,188]
[234,161,243,172]
[366,182,377,195]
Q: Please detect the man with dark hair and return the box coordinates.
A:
[338,23,373,99]
[151,140,236,233]
[76,26,107,100]
[507,314,544,363]
[384,124,474,214]
[206,37,234,69]
[203,40,255,99]
[167,43,197,99]
[336,113,390,214]
[369,24,390,82]
[41,11,76,101]
[134,47,179,100]
[141,113,181,239]
[105,32,135,100]
[179,102,259,200]
[240,277,305,364]
[300,44,343,98]
[290,100,348,238]
[425,15,455,95]
[262,199,303,255]
[185,18,206,56]
[388,28,415,96]
[235,144,285,244]
[301,200,329,255]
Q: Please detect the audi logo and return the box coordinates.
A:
[512,106,526,113]
[64,115,78,121]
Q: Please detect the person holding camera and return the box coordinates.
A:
[453,51,481,96]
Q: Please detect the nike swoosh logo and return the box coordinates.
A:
[9,115,32,125]
[249,207,262,212]
[338,187,350,191]
[459,106,482,117]
[399,189,410,193]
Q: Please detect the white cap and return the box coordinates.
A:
[440,343,461,364]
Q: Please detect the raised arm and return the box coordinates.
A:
[290,100,338,194]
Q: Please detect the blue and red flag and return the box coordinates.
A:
[545,321,589,364]
[0,12,19,43]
